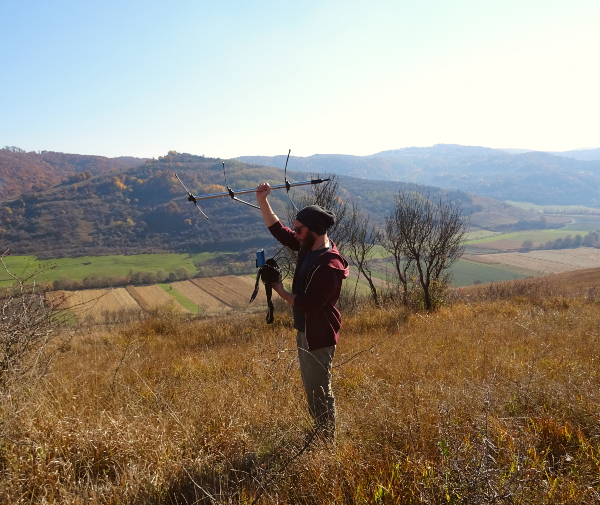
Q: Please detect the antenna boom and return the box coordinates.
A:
[189,179,330,201]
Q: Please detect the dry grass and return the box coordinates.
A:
[1,287,600,503]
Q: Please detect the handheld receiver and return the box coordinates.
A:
[256,249,266,268]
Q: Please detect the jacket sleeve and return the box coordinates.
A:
[268,220,300,251]
[294,265,341,315]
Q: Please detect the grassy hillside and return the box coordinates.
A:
[2,278,599,502]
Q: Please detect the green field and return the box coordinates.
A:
[0,252,218,287]
[370,258,537,288]
[505,200,600,215]
[465,228,590,246]
[464,230,504,241]
[448,259,536,286]
[158,283,204,314]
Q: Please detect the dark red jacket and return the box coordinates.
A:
[268,220,349,351]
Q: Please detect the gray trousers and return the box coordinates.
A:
[296,331,336,438]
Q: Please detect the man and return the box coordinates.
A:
[256,183,349,441]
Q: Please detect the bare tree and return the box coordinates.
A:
[390,188,469,311]
[381,211,414,305]
[343,201,381,306]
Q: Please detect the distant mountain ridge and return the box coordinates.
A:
[546,148,600,161]
[237,144,600,205]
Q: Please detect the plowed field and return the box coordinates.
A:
[171,281,231,313]
[51,288,141,322]
[468,239,523,252]
[46,275,272,323]
[126,285,188,312]
[211,275,268,305]
[191,278,251,308]
[466,247,600,274]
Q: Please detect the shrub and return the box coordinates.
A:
[0,254,69,390]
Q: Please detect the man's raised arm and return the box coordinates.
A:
[256,183,279,227]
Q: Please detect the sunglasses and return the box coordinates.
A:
[294,225,306,234]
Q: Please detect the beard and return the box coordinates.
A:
[300,230,317,251]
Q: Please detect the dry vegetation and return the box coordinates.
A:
[1,278,600,504]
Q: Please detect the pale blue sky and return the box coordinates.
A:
[2,0,599,158]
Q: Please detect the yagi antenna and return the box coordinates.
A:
[176,153,330,221]
[283,149,299,212]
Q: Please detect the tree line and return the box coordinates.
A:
[522,230,600,251]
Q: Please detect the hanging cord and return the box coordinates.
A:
[271,244,286,262]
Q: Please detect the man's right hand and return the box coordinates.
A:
[256,182,279,227]
[256,182,271,204]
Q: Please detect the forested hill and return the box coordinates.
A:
[0,151,522,259]
[237,145,600,206]
[0,147,147,200]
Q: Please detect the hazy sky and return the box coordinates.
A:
[2,0,599,158]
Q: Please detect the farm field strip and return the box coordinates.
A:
[43,274,279,323]
[371,258,535,287]
[170,281,231,313]
[158,284,204,314]
[126,285,189,312]
[505,200,600,214]
[50,288,141,322]
[467,247,600,274]
[211,275,269,305]
[464,228,590,247]
[191,278,251,308]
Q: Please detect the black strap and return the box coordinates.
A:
[249,258,280,325]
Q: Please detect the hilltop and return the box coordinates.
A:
[0,150,542,259]
[238,144,600,205]
[0,147,146,199]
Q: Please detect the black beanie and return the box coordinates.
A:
[295,205,335,235]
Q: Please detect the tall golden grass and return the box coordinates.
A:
[1,282,599,503]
